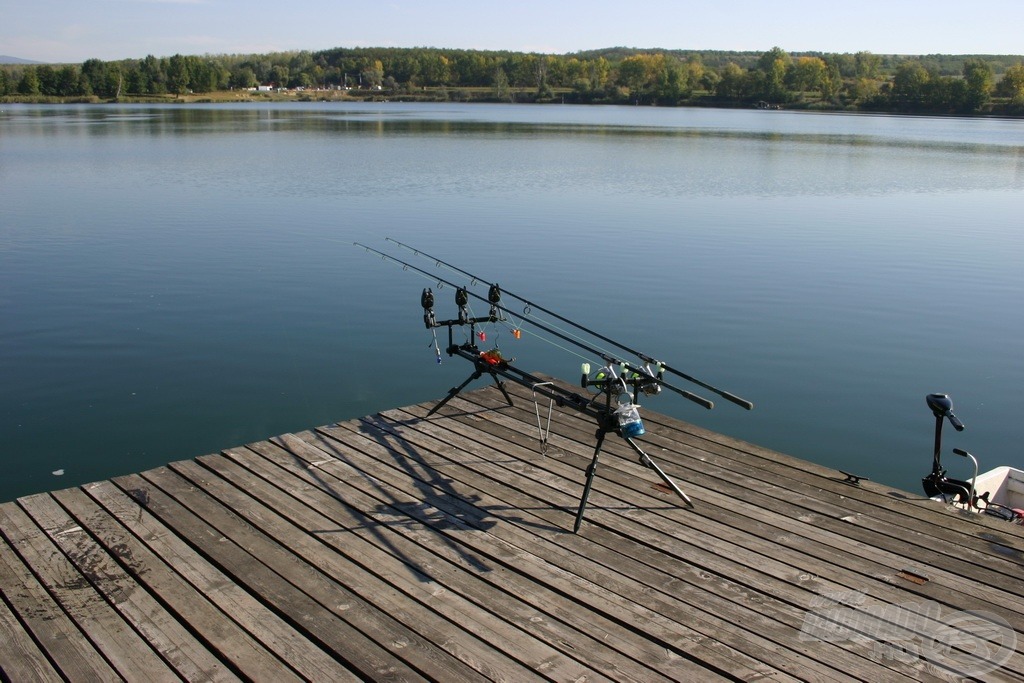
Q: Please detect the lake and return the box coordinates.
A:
[2,101,1022,503]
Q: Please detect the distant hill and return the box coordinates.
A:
[0,55,42,65]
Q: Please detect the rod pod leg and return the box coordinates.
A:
[426,364,515,417]
[574,430,607,533]
[426,369,482,416]
[489,371,514,407]
[626,437,695,508]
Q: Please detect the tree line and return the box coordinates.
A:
[3,46,1024,115]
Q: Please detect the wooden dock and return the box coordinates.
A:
[2,376,1023,682]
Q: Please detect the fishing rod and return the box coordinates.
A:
[355,241,716,410]
[384,237,753,411]
[356,239,748,531]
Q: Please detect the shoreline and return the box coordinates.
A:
[4,89,1023,119]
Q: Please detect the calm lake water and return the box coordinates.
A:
[2,102,1023,503]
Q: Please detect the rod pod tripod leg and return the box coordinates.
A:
[426,366,514,417]
[627,437,695,508]
[574,429,607,533]
[573,427,694,533]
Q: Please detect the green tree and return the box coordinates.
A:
[137,55,167,94]
[270,65,289,88]
[17,67,40,95]
[683,55,704,92]
[655,61,687,104]
[715,62,747,100]
[35,65,57,95]
[230,66,258,90]
[188,59,218,92]
[755,47,791,102]
[995,63,1024,104]
[617,55,647,95]
[55,65,83,96]
[848,77,882,106]
[890,61,930,110]
[81,58,107,95]
[421,53,451,86]
[389,54,421,85]
[854,51,881,80]
[588,57,610,91]
[788,56,828,98]
[361,59,384,88]
[962,58,993,111]
[166,54,191,94]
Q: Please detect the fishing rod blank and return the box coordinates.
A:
[355,241,715,410]
[384,237,753,411]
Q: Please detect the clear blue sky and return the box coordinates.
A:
[4,0,1023,64]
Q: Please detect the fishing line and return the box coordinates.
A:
[388,239,625,361]
[356,241,727,410]
[359,238,752,531]
[384,237,753,411]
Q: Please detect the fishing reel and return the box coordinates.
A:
[580,363,646,438]
[580,361,664,400]
[632,362,664,397]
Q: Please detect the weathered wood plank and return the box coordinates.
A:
[0,581,63,683]
[223,437,695,683]
[453,382,1024,618]
[504,375,1024,560]
[421,387,1024,679]
[18,492,240,683]
[426,382,1024,680]
[326,409,938,683]
[77,480,338,682]
[0,531,121,681]
[199,449,556,683]
[120,468,425,682]
[372,404,928,678]
[2,380,1021,682]
[451,379,1024,591]
[168,456,529,683]
[0,499,178,681]
[305,419,834,682]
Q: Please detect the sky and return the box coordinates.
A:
[3,0,1023,64]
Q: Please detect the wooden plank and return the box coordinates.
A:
[628,407,1024,588]
[0,581,63,683]
[77,480,343,682]
[453,384,1024,617]
[364,397,995,679]
[166,456,533,683]
[118,468,425,682]
[325,411,940,683]
[504,375,1024,563]
[417,387,1024,679]
[218,439,696,683]
[294,422,837,683]
[473,378,1024,634]
[196,450,557,683]
[2,379,1020,682]
[0,533,121,682]
[0,499,178,681]
[19,491,240,683]
[451,379,1024,599]
[420,385,1024,680]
